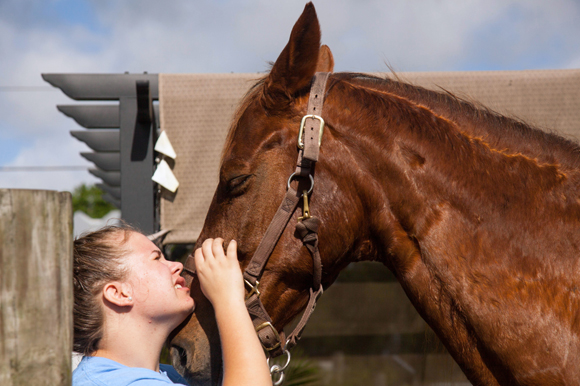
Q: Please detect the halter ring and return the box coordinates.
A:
[267,348,291,372]
[287,173,314,196]
[270,365,285,386]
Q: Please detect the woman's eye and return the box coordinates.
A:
[226,174,252,196]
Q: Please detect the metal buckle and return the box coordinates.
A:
[297,114,325,149]
[244,279,260,300]
[256,322,281,351]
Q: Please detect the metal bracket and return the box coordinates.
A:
[136,80,153,124]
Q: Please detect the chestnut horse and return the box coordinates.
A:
[170,3,580,385]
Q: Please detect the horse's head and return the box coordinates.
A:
[169,3,376,385]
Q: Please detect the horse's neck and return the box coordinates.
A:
[323,77,580,385]
[347,75,580,169]
[322,79,571,383]
[325,77,570,298]
[326,78,567,222]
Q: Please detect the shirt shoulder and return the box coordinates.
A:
[73,356,187,386]
[159,364,189,385]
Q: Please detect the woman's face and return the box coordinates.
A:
[123,232,194,326]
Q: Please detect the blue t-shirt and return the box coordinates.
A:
[73,356,189,386]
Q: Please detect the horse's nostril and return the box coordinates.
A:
[171,344,188,368]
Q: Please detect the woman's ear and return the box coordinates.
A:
[103,282,133,307]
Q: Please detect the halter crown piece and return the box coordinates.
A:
[183,72,330,385]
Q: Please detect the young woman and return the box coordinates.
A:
[72,225,271,385]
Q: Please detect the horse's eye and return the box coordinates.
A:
[225,174,252,196]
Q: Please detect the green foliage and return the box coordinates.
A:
[72,184,116,218]
[160,345,172,365]
[275,348,322,386]
[159,345,322,385]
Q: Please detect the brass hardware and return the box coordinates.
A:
[256,322,282,351]
[244,279,260,300]
[298,190,311,221]
[297,114,325,149]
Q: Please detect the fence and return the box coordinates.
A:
[0,189,73,386]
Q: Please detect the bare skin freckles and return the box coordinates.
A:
[93,232,194,371]
[80,231,272,386]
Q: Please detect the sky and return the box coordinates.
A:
[1,0,580,193]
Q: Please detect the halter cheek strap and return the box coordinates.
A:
[182,72,330,359]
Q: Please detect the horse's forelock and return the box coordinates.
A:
[220,74,305,167]
[220,77,268,167]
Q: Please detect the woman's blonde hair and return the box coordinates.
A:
[72,224,137,355]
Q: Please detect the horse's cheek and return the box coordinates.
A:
[170,280,221,385]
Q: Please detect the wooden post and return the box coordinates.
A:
[0,189,73,386]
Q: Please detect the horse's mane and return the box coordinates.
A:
[222,71,580,170]
[334,72,580,169]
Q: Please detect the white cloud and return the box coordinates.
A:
[0,134,98,191]
[1,0,579,193]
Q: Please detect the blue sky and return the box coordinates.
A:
[1,0,580,192]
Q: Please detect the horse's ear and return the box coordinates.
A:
[263,2,321,108]
[316,45,334,73]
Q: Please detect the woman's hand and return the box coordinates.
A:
[193,238,271,386]
[194,238,244,309]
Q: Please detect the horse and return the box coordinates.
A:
[169,3,580,385]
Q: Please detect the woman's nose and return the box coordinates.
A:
[170,260,184,274]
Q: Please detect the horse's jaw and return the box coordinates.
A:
[169,287,223,386]
[170,336,215,386]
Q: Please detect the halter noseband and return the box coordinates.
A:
[183,72,330,383]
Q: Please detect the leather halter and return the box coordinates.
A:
[183,72,330,359]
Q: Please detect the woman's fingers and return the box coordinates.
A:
[227,239,237,261]
[198,238,229,269]
[201,238,215,263]
[194,237,244,306]
[193,247,204,266]
[196,238,216,274]
[212,238,225,260]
